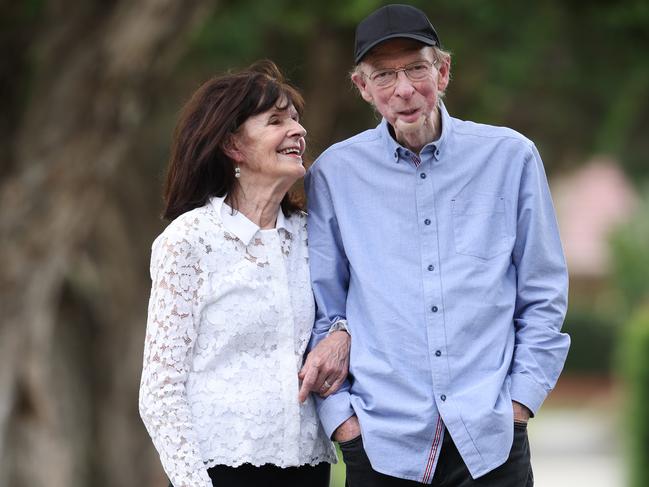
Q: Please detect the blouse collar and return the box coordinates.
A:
[209,195,293,246]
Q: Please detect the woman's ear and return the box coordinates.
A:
[223,134,244,163]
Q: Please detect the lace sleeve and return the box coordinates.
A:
[139,231,212,487]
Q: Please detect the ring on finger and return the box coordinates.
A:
[323,380,332,389]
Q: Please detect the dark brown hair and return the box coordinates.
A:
[162,60,305,221]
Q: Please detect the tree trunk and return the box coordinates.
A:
[302,24,360,159]
[0,1,213,485]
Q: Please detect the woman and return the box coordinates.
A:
[139,61,349,487]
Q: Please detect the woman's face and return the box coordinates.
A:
[233,100,307,184]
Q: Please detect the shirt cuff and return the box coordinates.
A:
[509,373,549,416]
[316,391,355,439]
[326,319,350,337]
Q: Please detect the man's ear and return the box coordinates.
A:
[351,71,373,104]
[436,56,451,93]
[223,134,244,163]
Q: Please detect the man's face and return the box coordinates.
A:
[352,39,449,135]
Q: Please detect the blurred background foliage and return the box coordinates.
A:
[610,189,649,315]
[621,307,649,487]
[3,0,649,173]
[175,0,649,174]
[612,190,649,487]
[1,0,648,486]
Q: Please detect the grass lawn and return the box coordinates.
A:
[330,446,346,487]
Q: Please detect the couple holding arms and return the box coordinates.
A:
[139,5,570,486]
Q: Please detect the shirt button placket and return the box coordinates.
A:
[417,157,444,418]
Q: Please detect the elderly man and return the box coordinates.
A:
[301,4,570,487]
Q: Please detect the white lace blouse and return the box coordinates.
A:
[139,196,336,487]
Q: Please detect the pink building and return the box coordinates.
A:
[552,157,638,279]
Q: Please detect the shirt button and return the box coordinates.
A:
[420,173,427,179]
[424,219,431,225]
[431,306,438,313]
[435,350,442,357]
[427,264,435,271]
[441,394,447,401]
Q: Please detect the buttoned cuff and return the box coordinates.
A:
[509,373,549,416]
[326,319,350,337]
[316,391,355,439]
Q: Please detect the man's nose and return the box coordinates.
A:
[394,71,415,98]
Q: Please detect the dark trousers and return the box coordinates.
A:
[340,423,533,486]
[169,462,330,487]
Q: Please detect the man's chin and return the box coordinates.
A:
[394,114,426,132]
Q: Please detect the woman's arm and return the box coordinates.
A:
[139,233,212,487]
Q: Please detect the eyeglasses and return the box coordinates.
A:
[366,60,437,88]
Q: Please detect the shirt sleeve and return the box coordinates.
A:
[305,161,356,437]
[138,232,212,487]
[509,144,571,415]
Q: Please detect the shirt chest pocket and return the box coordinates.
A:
[451,194,509,260]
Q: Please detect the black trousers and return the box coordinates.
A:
[340,423,533,486]
[169,462,330,487]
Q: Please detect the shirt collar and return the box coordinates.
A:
[380,100,451,164]
[209,195,294,246]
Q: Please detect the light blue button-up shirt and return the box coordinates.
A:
[305,102,569,482]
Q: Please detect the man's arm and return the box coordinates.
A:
[512,401,531,422]
[509,144,571,417]
[332,414,362,442]
[301,160,356,438]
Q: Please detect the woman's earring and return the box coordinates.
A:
[234,166,241,179]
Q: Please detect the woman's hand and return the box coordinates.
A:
[298,331,350,403]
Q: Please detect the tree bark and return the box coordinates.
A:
[302,24,360,159]
[0,1,213,485]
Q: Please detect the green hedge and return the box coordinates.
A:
[610,187,649,315]
[622,308,649,487]
[561,308,619,374]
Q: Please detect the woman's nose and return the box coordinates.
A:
[289,119,307,138]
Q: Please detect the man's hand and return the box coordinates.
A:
[512,401,531,423]
[333,415,361,443]
[298,331,350,403]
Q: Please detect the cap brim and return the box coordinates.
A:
[355,33,437,64]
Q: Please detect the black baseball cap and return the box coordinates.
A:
[354,4,441,64]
